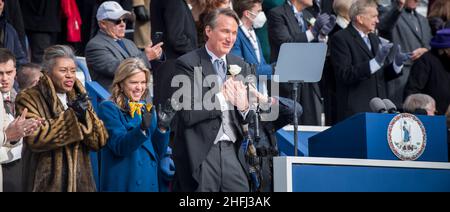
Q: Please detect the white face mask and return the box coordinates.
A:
[250,11,267,29]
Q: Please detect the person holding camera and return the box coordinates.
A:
[14,45,108,192]
[97,58,175,192]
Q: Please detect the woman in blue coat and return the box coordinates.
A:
[97,58,175,192]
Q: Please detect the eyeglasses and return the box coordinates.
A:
[105,18,126,25]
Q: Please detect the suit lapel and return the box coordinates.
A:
[368,33,380,56]
[238,29,259,62]
[284,3,303,34]
[99,32,129,58]
[198,47,219,88]
[349,25,374,57]
[400,13,423,41]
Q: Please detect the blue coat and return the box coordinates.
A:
[98,101,170,192]
[3,22,27,66]
[231,27,273,78]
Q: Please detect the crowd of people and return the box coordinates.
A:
[0,0,449,192]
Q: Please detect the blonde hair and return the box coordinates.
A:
[349,0,377,22]
[333,0,353,19]
[110,58,151,110]
[403,93,436,114]
[428,0,450,21]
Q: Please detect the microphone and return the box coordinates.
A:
[369,97,387,113]
[413,108,428,115]
[382,99,398,113]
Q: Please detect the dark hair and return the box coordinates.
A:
[232,0,262,18]
[19,62,42,72]
[203,8,239,30]
[0,48,16,65]
[17,63,43,90]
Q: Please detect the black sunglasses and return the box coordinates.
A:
[105,18,126,25]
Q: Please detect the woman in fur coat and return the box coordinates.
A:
[15,45,108,192]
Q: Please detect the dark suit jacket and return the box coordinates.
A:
[267,2,314,63]
[85,31,151,90]
[267,3,322,125]
[330,24,400,122]
[306,0,334,17]
[172,47,251,191]
[150,0,197,60]
[19,0,61,32]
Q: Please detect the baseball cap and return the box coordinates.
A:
[96,1,133,21]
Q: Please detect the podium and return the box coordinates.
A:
[308,113,448,162]
[274,113,450,191]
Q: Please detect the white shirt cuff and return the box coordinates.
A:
[318,35,328,43]
[306,30,315,42]
[393,63,403,74]
[370,59,382,74]
[216,92,249,118]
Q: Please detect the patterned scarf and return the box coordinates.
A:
[128,101,152,118]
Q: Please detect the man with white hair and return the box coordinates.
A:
[403,93,436,116]
[329,0,410,122]
[86,1,164,90]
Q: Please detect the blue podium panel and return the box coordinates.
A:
[309,113,448,162]
[276,126,329,156]
[274,157,450,192]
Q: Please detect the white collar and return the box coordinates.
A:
[336,16,349,29]
[205,44,227,64]
[2,92,11,101]
[56,93,68,110]
[353,24,369,38]
[287,0,301,14]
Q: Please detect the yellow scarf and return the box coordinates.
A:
[128,102,152,118]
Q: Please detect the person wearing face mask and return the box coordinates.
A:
[404,28,450,117]
[231,0,304,192]
[231,0,273,81]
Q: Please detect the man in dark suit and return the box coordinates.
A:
[330,0,410,122]
[267,0,335,125]
[173,8,252,192]
[85,1,163,90]
[150,0,198,106]
[150,0,198,60]
[306,0,334,17]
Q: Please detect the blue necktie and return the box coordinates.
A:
[214,58,226,82]
[363,36,372,51]
[116,39,130,55]
[295,12,306,32]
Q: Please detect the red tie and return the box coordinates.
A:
[4,95,14,115]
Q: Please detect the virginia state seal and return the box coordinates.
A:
[387,113,427,161]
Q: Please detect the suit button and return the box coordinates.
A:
[136,180,142,185]
[151,161,156,167]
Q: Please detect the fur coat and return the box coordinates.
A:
[15,74,108,192]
